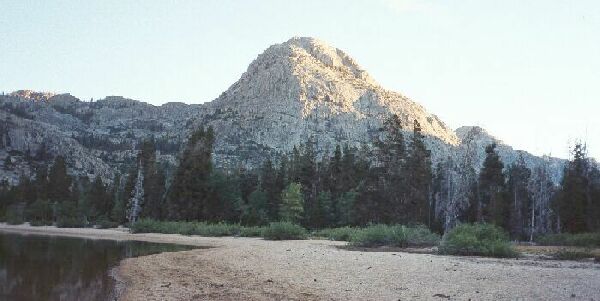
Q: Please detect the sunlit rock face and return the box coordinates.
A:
[0,37,564,184]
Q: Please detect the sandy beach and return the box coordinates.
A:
[1,224,599,301]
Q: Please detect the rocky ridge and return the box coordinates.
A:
[0,37,564,184]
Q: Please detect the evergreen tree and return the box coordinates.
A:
[139,139,165,220]
[110,174,127,224]
[88,176,111,221]
[314,190,333,228]
[405,120,432,225]
[478,143,508,228]
[279,182,304,223]
[369,114,407,223]
[33,166,48,202]
[506,156,532,240]
[167,127,215,221]
[47,156,71,203]
[260,159,280,220]
[335,190,357,226]
[205,171,240,222]
[241,187,268,225]
[554,143,590,233]
[587,163,600,231]
[297,140,319,227]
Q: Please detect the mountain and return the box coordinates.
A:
[0,37,564,184]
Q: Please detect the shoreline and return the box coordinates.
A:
[2,224,600,300]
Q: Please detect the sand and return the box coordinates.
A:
[1,223,599,301]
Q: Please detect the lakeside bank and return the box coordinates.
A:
[1,223,599,300]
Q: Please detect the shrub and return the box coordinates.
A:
[551,250,596,261]
[350,224,440,248]
[26,200,53,225]
[239,226,265,237]
[403,225,442,247]
[96,217,119,229]
[130,219,242,237]
[350,224,394,247]
[29,220,53,226]
[193,222,241,237]
[56,216,85,228]
[315,227,357,241]
[262,222,307,240]
[537,233,600,248]
[5,204,24,225]
[56,201,85,228]
[439,223,518,258]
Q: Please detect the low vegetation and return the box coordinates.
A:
[550,249,598,261]
[349,224,440,248]
[261,222,307,240]
[314,226,358,241]
[130,219,243,237]
[536,233,600,248]
[439,223,518,258]
[239,226,266,237]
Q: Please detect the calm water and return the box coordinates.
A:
[0,232,199,301]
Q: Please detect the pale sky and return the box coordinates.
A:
[1,0,599,160]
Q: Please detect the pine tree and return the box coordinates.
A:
[478,143,508,228]
[405,120,432,226]
[373,114,407,223]
[506,156,532,240]
[167,127,215,221]
[554,143,589,233]
[33,166,48,202]
[279,182,304,223]
[260,159,280,220]
[587,163,600,231]
[241,187,268,225]
[47,156,72,203]
[335,190,357,226]
[110,174,126,224]
[139,139,165,220]
[205,171,240,222]
[88,176,111,221]
[297,140,318,227]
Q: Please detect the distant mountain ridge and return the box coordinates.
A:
[0,37,565,184]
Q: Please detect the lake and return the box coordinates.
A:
[0,232,199,301]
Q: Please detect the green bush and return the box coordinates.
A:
[56,201,85,228]
[551,249,596,261]
[96,217,119,229]
[130,219,242,237]
[194,222,241,237]
[26,200,53,225]
[56,217,85,228]
[350,224,394,247]
[5,204,24,225]
[439,223,518,258]
[349,224,440,248]
[314,227,357,241]
[537,233,600,248]
[29,220,53,226]
[239,226,265,237]
[261,222,307,240]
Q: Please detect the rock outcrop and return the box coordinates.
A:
[0,37,564,184]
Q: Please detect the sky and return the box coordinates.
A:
[1,0,599,160]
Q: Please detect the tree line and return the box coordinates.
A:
[1,114,599,239]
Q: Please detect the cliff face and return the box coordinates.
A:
[202,37,458,166]
[0,37,564,184]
